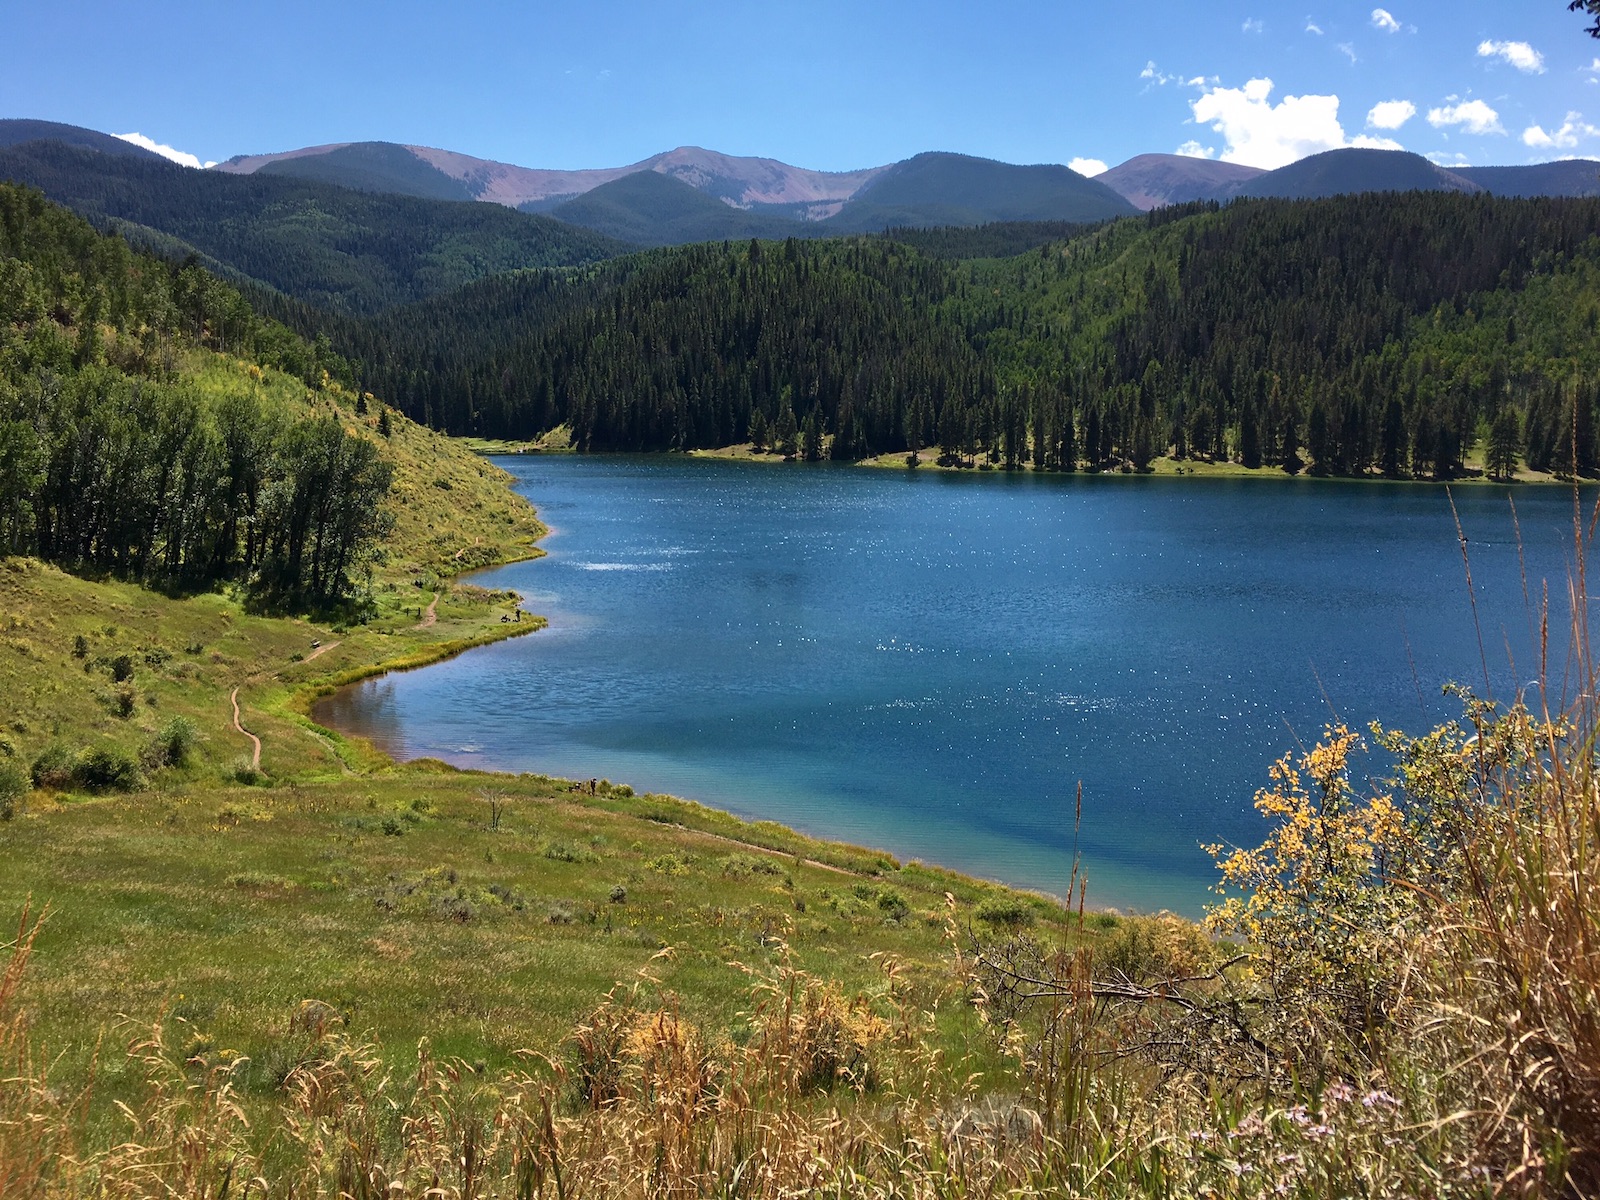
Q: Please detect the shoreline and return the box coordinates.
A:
[473,439,1586,487]
[293,514,1112,913]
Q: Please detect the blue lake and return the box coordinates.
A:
[315,457,1593,915]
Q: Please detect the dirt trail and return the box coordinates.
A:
[304,639,341,662]
[416,592,440,629]
[230,687,262,771]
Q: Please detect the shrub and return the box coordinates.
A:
[1097,912,1212,984]
[144,717,197,769]
[230,758,264,786]
[72,747,143,792]
[543,840,599,864]
[0,762,28,820]
[645,852,692,876]
[109,653,134,682]
[875,888,909,922]
[30,744,74,790]
[974,895,1037,929]
[110,685,137,719]
[721,853,785,879]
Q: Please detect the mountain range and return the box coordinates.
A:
[209,130,1600,216]
[3,117,1599,278]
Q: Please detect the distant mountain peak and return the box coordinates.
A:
[0,118,168,160]
[1096,153,1266,210]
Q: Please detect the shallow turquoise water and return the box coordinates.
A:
[316,458,1591,914]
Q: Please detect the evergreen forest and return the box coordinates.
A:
[323,192,1600,479]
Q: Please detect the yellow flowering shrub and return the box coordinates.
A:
[1206,725,1422,1073]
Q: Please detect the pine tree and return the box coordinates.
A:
[775,405,799,459]
[802,408,823,462]
[1487,406,1521,481]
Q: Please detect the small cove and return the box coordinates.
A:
[316,457,1593,914]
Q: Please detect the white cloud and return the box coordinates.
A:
[1242,18,1264,33]
[1185,78,1411,168]
[1371,8,1401,33]
[1190,77,1353,169]
[1140,60,1178,87]
[1427,99,1506,136]
[1523,112,1600,150]
[1477,40,1546,74]
[1069,157,1109,177]
[1425,150,1472,167]
[1305,19,1324,35]
[1141,62,1220,92]
[1337,42,1358,64]
[114,132,215,169]
[1367,99,1417,130]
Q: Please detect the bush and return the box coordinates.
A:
[30,744,73,790]
[876,888,909,922]
[143,717,197,770]
[721,853,785,879]
[543,840,599,864]
[974,895,1037,929]
[72,746,143,792]
[0,762,28,820]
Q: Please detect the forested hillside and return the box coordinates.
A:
[0,182,392,603]
[331,192,1600,479]
[0,141,628,315]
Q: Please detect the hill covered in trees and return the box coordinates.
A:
[0,141,628,315]
[326,192,1600,481]
[0,182,398,604]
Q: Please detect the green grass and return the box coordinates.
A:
[0,361,1083,1143]
[0,770,1017,1113]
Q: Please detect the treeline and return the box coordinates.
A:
[0,183,392,602]
[350,239,991,452]
[329,192,1600,477]
[980,193,1600,478]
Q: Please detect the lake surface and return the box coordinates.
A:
[316,458,1592,914]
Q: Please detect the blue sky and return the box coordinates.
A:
[3,1,1598,174]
